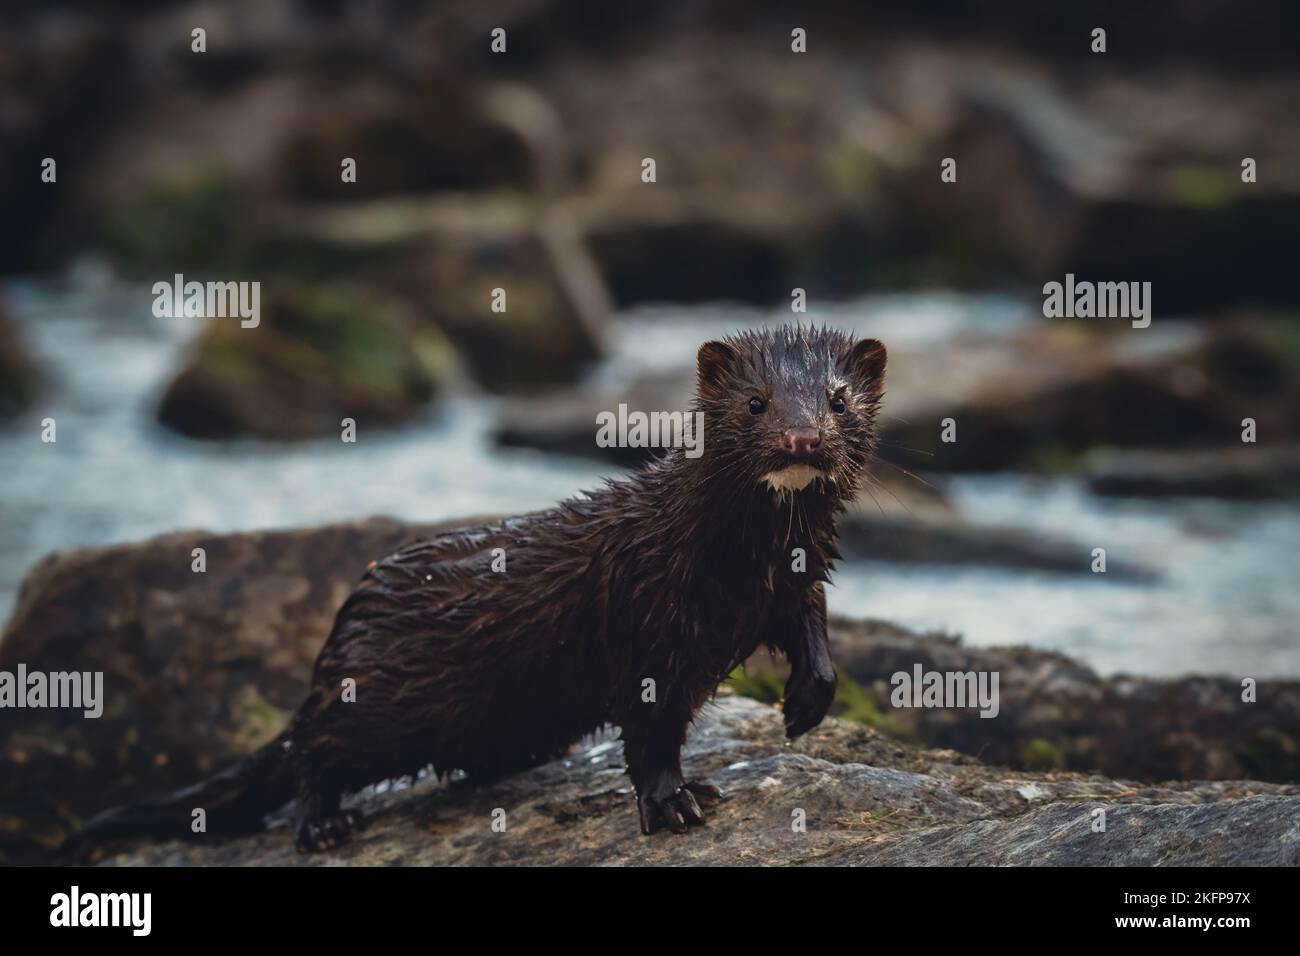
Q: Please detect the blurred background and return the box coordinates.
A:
[2,1,1299,857]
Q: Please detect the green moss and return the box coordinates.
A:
[727,666,909,737]
[1167,165,1235,210]
[199,333,262,387]
[727,666,784,705]
[829,673,885,726]
[1231,316,1300,370]
[1018,738,1066,772]
[258,280,446,403]
[104,168,260,274]
[830,672,909,736]
[1025,444,1093,473]
[228,685,291,753]
[174,279,453,437]
[824,145,882,204]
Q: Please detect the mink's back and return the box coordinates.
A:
[294,465,738,782]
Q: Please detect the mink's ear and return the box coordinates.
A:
[697,340,738,390]
[841,338,887,395]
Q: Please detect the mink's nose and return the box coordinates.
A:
[782,427,822,459]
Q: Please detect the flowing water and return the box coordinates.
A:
[2,273,1297,679]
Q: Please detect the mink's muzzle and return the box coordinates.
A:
[781,426,822,459]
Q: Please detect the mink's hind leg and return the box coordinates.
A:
[293,783,361,853]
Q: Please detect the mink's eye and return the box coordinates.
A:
[748,397,766,415]
[830,395,847,414]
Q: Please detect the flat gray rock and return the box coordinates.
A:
[90,696,1299,867]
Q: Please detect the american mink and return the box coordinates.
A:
[69,326,886,852]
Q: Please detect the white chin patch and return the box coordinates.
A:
[760,464,825,494]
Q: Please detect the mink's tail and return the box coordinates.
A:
[60,729,296,860]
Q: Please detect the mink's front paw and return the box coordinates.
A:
[636,775,721,834]
[783,665,836,738]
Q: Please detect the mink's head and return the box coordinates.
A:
[693,326,886,501]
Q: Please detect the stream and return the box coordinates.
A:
[2,272,1297,679]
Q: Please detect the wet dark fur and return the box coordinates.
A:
[68,326,886,852]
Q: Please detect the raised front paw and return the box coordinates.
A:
[783,665,836,738]
[637,777,722,835]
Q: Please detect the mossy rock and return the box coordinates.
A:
[103,169,263,276]
[278,81,538,200]
[102,168,431,281]
[157,280,454,440]
[1018,738,1067,772]
[386,223,606,390]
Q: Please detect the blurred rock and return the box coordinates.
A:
[131,188,614,396]
[578,192,797,306]
[6,2,1300,317]
[836,509,1157,579]
[494,372,691,463]
[0,301,41,416]
[880,318,1300,474]
[102,168,263,276]
[279,79,563,199]
[156,280,454,439]
[819,618,1300,784]
[0,12,133,272]
[831,51,1300,309]
[1086,445,1300,498]
[382,213,608,390]
[0,516,482,865]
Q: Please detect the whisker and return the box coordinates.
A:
[875,440,936,458]
[873,458,938,492]
[865,472,916,519]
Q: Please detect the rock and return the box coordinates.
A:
[156,280,455,440]
[1086,444,1300,498]
[3,518,1296,866]
[0,13,133,273]
[88,696,1300,866]
[102,168,265,277]
[0,301,41,416]
[837,507,1158,579]
[8,3,1300,318]
[835,795,1300,866]
[278,78,563,199]
[819,619,1300,784]
[94,67,564,265]
[493,372,692,464]
[269,197,609,389]
[578,193,796,307]
[382,213,608,390]
[879,318,1300,474]
[558,43,1300,308]
[0,516,486,865]
[852,51,1300,310]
